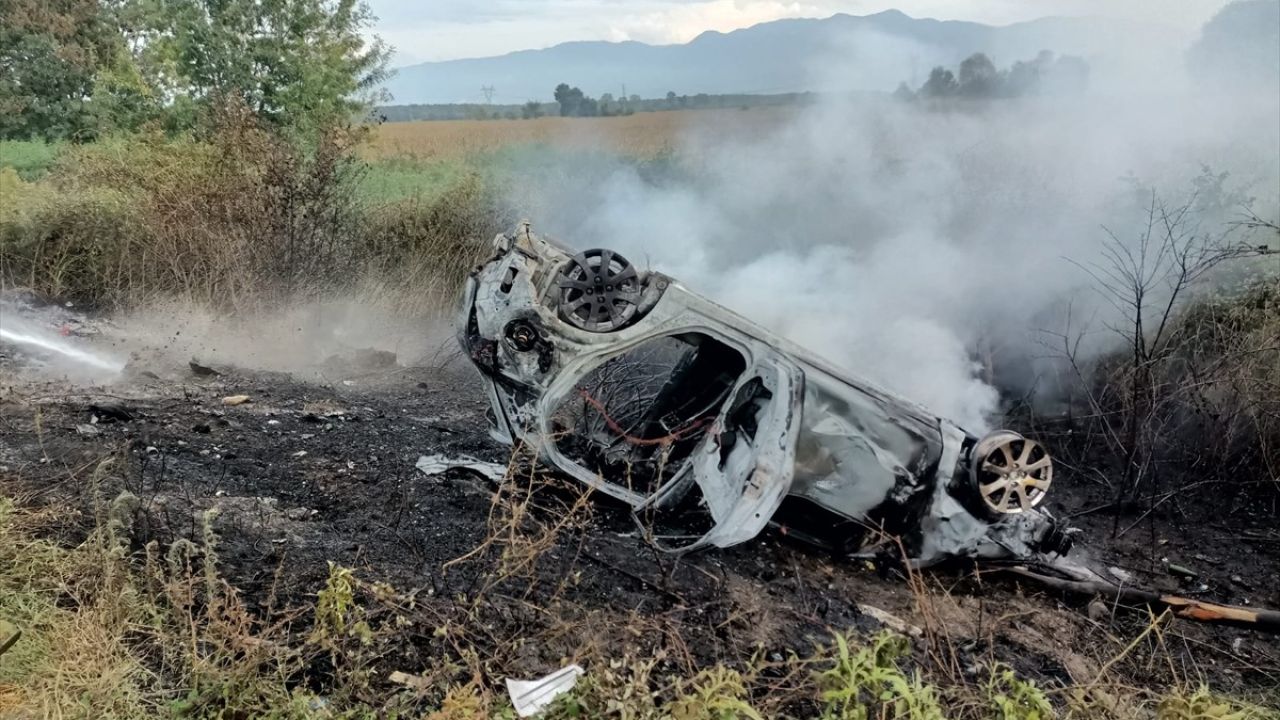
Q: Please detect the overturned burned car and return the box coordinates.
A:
[457,223,1071,565]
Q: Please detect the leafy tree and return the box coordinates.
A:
[919,67,958,97]
[554,83,582,116]
[521,100,543,119]
[0,0,388,139]
[135,0,390,130]
[914,50,1088,100]
[958,52,1000,97]
[0,0,139,139]
[553,83,599,117]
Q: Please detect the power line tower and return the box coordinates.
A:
[481,85,495,103]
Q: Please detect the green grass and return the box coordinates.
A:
[360,156,473,204]
[0,140,66,180]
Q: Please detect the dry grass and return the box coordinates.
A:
[3,473,1278,719]
[366,108,795,161]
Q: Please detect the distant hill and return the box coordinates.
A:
[383,10,1185,104]
[1187,0,1280,90]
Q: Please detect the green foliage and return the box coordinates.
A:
[668,667,764,720]
[1156,686,1278,720]
[313,562,372,647]
[0,0,389,141]
[983,665,1055,720]
[0,139,67,179]
[816,632,945,720]
[135,0,390,132]
[360,156,472,203]
[0,0,130,140]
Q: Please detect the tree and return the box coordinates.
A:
[919,67,958,98]
[521,100,543,119]
[958,52,1000,97]
[554,83,584,116]
[911,50,1088,101]
[665,90,677,108]
[553,83,600,117]
[0,0,141,139]
[134,0,390,130]
[891,81,916,102]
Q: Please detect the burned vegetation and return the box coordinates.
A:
[0,227,1277,717]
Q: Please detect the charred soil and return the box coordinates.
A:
[1,351,1278,711]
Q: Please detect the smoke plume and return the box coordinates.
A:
[508,25,1280,430]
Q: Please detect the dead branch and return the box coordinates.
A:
[1000,565,1280,634]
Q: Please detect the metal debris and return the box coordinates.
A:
[415,454,509,482]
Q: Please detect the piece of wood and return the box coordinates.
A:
[1002,566,1280,634]
[0,620,20,657]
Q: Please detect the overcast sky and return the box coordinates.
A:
[365,0,1231,65]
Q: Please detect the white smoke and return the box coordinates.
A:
[506,25,1280,431]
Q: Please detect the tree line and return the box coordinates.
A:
[0,0,389,141]
[895,50,1089,101]
[379,90,815,123]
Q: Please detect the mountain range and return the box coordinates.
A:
[382,9,1188,105]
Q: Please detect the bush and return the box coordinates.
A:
[0,168,141,304]
[0,101,510,313]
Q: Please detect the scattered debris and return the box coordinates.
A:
[505,664,585,718]
[857,604,922,637]
[456,224,1070,563]
[189,360,221,377]
[1165,561,1198,580]
[1006,563,1280,633]
[322,348,398,373]
[415,454,508,483]
[388,670,432,693]
[1107,566,1134,584]
[222,395,252,406]
[88,402,134,422]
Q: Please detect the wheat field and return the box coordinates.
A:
[366,107,794,160]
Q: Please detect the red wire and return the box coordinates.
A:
[577,389,716,447]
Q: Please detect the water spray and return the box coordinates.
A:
[0,327,126,373]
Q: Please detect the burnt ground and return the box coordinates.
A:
[1,345,1278,709]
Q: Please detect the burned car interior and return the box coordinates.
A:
[458,223,1070,564]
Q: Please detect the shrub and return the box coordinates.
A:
[1,103,512,314]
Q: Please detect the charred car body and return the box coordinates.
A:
[457,223,1071,565]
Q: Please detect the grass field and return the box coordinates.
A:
[365,108,793,161]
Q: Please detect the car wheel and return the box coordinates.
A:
[970,430,1053,515]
